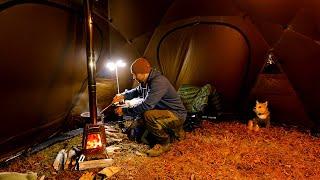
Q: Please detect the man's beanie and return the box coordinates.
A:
[131,58,151,74]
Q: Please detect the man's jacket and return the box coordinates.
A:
[122,69,187,121]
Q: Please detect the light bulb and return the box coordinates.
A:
[106,62,116,71]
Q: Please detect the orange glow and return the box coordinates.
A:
[86,133,103,149]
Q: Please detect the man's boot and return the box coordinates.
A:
[145,143,171,157]
[174,126,185,141]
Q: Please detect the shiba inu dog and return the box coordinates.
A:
[248,100,270,131]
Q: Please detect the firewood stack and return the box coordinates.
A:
[52,124,127,171]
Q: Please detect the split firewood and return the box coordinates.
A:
[0,172,37,180]
[62,150,67,168]
[135,151,147,157]
[97,166,121,178]
[78,159,114,171]
[64,149,76,170]
[53,149,66,171]
[105,131,121,138]
[106,146,121,155]
[79,172,94,180]
[108,138,123,144]
[110,137,123,142]
[104,126,118,132]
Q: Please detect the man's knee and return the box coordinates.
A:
[143,110,155,119]
[144,110,164,123]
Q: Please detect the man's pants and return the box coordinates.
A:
[143,109,184,145]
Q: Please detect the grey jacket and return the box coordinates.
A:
[122,69,187,121]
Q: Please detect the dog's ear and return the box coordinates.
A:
[256,100,259,104]
[264,101,268,106]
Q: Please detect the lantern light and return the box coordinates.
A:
[105,59,126,94]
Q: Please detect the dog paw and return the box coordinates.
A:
[247,120,253,130]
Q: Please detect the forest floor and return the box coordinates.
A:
[1,120,320,179]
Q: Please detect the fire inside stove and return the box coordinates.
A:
[82,124,107,155]
[86,133,102,149]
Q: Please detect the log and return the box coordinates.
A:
[53,149,66,171]
[106,146,121,155]
[108,138,123,144]
[104,131,121,138]
[0,172,37,180]
[79,159,114,170]
[104,126,118,132]
[64,149,76,170]
[98,166,121,178]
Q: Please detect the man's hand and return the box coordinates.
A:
[112,94,124,104]
[115,107,123,116]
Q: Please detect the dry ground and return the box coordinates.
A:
[1,120,320,179]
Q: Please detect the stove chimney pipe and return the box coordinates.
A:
[84,0,97,124]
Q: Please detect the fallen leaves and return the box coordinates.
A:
[2,121,320,179]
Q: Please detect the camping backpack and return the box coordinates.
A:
[178,84,212,131]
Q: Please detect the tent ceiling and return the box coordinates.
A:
[109,0,173,41]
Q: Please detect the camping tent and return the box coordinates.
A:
[0,0,319,162]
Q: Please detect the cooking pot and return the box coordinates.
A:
[80,111,104,124]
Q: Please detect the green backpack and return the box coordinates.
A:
[178,84,212,113]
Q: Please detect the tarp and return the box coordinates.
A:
[0,0,320,161]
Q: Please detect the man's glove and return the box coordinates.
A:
[112,94,124,104]
[115,107,124,116]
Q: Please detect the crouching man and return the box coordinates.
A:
[112,57,187,157]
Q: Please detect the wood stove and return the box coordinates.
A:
[81,0,107,159]
[82,124,107,157]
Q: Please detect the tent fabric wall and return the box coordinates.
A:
[274,31,320,130]
[250,74,312,128]
[144,16,269,111]
[248,60,312,128]
[153,24,250,111]
[0,2,86,162]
